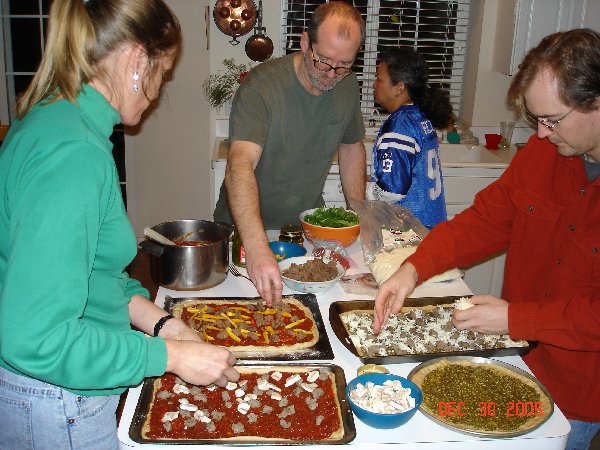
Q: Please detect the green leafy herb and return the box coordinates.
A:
[303,207,359,228]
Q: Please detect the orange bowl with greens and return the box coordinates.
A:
[299,207,360,247]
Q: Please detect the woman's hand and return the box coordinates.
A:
[452,295,509,335]
[373,263,418,333]
[165,339,239,387]
[158,317,204,342]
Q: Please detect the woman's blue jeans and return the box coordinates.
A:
[0,366,120,450]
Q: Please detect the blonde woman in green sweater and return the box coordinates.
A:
[0,1,238,448]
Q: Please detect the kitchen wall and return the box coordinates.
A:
[127,0,212,235]
[128,0,529,236]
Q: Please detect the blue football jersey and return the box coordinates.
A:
[367,105,447,229]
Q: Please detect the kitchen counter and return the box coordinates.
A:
[212,138,517,170]
[118,239,569,449]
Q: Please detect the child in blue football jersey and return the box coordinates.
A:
[367,47,455,229]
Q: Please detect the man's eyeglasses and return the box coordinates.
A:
[309,44,353,76]
[528,108,575,131]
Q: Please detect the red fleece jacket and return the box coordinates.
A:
[407,135,600,421]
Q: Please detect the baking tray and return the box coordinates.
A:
[128,362,356,445]
[165,294,334,360]
[407,356,554,438]
[329,298,533,364]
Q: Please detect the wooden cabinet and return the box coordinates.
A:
[493,0,600,75]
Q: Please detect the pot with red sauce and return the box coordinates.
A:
[140,219,233,290]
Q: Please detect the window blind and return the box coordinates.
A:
[281,0,470,121]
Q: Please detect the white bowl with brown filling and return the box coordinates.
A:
[279,256,345,295]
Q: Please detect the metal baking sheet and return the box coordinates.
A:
[329,298,534,364]
[165,294,334,360]
[407,356,554,438]
[128,362,356,445]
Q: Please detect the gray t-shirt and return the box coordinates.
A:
[214,54,365,229]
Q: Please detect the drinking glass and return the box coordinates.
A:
[500,121,515,148]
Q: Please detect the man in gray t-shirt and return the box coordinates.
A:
[214,3,366,304]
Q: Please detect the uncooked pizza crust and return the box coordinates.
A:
[140,366,345,442]
[171,298,319,355]
[340,306,528,357]
[410,359,552,435]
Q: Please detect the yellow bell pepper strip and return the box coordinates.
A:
[293,329,313,334]
[228,306,253,313]
[225,326,241,342]
[263,331,270,344]
[285,318,307,329]
[221,313,238,329]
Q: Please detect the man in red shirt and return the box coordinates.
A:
[374,29,600,450]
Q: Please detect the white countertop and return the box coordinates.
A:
[118,240,569,449]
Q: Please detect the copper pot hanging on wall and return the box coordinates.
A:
[213,0,257,45]
[245,0,273,62]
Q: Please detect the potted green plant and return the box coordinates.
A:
[202,58,253,112]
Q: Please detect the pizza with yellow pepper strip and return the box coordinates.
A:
[170,298,319,356]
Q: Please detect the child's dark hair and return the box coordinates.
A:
[380,47,455,129]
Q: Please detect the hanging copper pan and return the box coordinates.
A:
[213,0,257,45]
[245,0,273,62]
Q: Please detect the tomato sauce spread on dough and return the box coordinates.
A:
[143,369,342,441]
[176,300,316,347]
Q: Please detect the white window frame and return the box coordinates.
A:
[280,0,471,121]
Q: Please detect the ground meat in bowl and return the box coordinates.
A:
[282,259,339,282]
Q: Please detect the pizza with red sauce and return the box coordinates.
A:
[171,298,319,356]
[140,366,346,442]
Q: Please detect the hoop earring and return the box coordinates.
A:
[132,71,140,92]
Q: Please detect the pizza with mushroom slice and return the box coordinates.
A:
[170,298,319,356]
[139,366,347,442]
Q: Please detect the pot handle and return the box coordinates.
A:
[140,239,165,257]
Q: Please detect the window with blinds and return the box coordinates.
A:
[281,0,471,121]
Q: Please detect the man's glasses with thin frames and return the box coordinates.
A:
[527,108,574,131]
[309,43,353,76]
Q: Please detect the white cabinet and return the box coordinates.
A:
[493,0,600,75]
[442,167,506,296]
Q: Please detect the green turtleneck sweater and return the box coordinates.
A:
[0,85,166,395]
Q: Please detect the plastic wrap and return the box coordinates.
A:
[348,200,461,285]
[348,200,429,266]
[310,238,356,270]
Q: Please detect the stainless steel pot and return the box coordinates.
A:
[140,219,233,291]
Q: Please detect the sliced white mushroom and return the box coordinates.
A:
[161,411,179,422]
[270,371,283,381]
[234,388,246,398]
[284,374,302,387]
[237,402,251,414]
[225,382,238,391]
[306,370,320,383]
[270,391,282,401]
[179,402,199,412]
[300,382,318,393]
[172,384,190,395]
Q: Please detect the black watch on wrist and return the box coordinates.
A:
[153,314,174,337]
